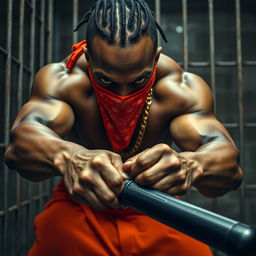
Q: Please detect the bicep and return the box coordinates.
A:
[169,71,236,151]
[169,113,236,152]
[12,98,75,138]
[12,63,75,137]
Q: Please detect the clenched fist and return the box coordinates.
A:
[60,149,128,210]
[122,144,204,196]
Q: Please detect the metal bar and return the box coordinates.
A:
[3,0,14,254]
[40,0,46,68]
[35,13,43,23]
[190,60,256,67]
[10,56,21,65]
[208,0,216,108]
[243,61,256,66]
[208,1,218,218]
[29,0,36,91]
[223,123,239,128]
[0,46,8,56]
[179,61,256,67]
[25,0,33,10]
[0,193,49,216]
[155,0,161,46]
[8,193,49,212]
[215,61,238,66]
[245,123,256,128]
[235,0,245,222]
[245,185,256,190]
[73,0,79,44]
[222,123,256,128]
[189,61,211,67]
[47,0,53,63]
[208,6,218,255]
[23,66,32,73]
[182,0,188,71]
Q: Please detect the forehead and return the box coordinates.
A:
[89,36,155,73]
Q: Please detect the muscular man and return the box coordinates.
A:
[5,0,243,255]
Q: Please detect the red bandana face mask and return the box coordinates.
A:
[88,66,157,152]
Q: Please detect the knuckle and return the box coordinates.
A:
[102,194,116,203]
[136,157,147,169]
[69,190,75,197]
[190,160,197,168]
[140,172,153,183]
[171,157,181,168]
[180,183,189,194]
[73,184,82,194]
[110,176,123,188]
[90,156,105,168]
[112,152,122,161]
[158,143,172,153]
[79,171,93,184]
[177,171,186,182]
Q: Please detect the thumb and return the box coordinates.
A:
[122,155,138,173]
[122,160,134,172]
[122,150,147,173]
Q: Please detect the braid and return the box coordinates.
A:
[154,20,168,43]
[75,0,168,47]
[129,2,141,43]
[110,0,116,43]
[139,0,149,32]
[119,0,127,46]
[102,0,108,27]
[127,0,135,30]
[94,1,108,38]
[73,11,92,32]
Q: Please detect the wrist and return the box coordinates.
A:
[178,151,205,185]
[53,142,87,176]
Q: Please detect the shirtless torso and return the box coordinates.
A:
[32,52,213,150]
[5,38,242,210]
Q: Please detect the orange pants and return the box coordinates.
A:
[29,180,213,256]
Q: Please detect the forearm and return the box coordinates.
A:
[180,141,243,197]
[4,122,85,182]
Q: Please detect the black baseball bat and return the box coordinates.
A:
[118,179,256,256]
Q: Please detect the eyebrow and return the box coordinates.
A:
[93,70,152,83]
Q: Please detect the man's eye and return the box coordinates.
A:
[100,78,112,84]
[134,78,146,84]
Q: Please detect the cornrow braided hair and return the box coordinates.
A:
[74,0,168,47]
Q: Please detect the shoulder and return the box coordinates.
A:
[155,54,214,116]
[31,61,91,102]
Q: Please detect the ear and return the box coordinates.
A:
[154,47,163,65]
[83,46,90,62]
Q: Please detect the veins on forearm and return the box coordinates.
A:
[180,140,242,197]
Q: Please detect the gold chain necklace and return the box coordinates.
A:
[119,88,153,159]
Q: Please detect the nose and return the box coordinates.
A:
[116,84,134,96]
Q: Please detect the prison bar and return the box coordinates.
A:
[1,0,54,255]
[1,0,256,255]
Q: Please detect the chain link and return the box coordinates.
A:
[119,88,153,159]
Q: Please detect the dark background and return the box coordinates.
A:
[0,0,255,255]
